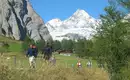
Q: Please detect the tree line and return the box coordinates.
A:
[22,36,94,59]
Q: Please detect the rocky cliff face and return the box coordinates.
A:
[0,0,52,41]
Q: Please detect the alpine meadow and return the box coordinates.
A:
[0,0,130,80]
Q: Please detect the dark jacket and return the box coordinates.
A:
[26,48,37,57]
[33,48,38,57]
[44,47,51,54]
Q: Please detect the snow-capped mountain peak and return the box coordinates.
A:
[45,9,100,41]
[72,9,91,19]
[48,18,62,25]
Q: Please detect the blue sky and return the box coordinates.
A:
[30,0,109,23]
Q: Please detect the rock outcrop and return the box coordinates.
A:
[0,0,52,41]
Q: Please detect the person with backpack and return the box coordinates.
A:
[87,60,92,68]
[77,60,82,68]
[32,45,38,58]
[49,55,56,66]
[42,44,52,61]
[26,44,37,69]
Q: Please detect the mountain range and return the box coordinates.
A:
[45,9,101,41]
[0,0,101,42]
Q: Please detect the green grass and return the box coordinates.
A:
[0,36,22,43]
[0,36,23,52]
[54,53,98,68]
[3,52,98,69]
[0,52,109,80]
[8,42,22,52]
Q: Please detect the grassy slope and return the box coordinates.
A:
[0,36,22,52]
[0,36,22,43]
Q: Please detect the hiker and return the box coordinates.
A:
[77,60,82,68]
[97,60,104,69]
[72,64,74,68]
[42,44,52,61]
[32,45,38,58]
[49,56,56,66]
[98,63,104,69]
[87,60,92,68]
[26,44,37,69]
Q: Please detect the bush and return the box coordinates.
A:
[0,42,9,55]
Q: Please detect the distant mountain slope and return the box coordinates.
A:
[0,0,52,41]
[45,9,101,41]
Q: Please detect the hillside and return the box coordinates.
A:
[0,36,22,52]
